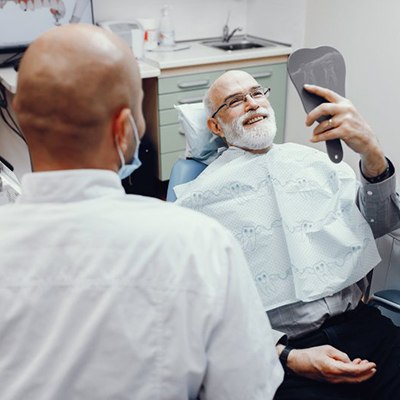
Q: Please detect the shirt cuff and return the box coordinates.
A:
[359,158,397,202]
[273,329,287,345]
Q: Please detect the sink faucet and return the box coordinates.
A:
[223,26,243,42]
[222,11,243,42]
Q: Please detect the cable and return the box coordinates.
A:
[0,52,23,69]
[0,47,26,69]
[0,84,26,143]
[0,83,7,107]
[0,107,26,143]
[0,156,14,171]
[0,52,19,66]
[5,106,21,132]
[0,83,6,108]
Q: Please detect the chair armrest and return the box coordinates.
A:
[370,289,400,312]
[166,159,207,202]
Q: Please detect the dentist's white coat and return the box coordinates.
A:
[0,169,283,400]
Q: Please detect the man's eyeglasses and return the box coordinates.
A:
[211,87,271,118]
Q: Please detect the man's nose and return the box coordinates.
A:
[244,94,259,111]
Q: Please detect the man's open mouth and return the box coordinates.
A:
[244,115,267,126]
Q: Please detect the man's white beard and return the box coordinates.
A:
[219,106,277,150]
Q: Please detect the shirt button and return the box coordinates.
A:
[367,191,373,196]
[370,219,375,223]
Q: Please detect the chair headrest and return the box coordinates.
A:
[175,102,227,164]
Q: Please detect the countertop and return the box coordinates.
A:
[0,60,161,94]
[0,38,291,93]
[143,39,292,70]
[138,61,161,79]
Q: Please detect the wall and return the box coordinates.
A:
[246,0,306,48]
[93,0,247,41]
[246,0,308,167]
[248,0,400,175]
[303,0,400,174]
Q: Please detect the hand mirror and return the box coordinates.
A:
[287,46,346,163]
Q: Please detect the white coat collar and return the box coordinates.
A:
[17,169,124,204]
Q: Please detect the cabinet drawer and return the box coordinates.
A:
[159,89,206,111]
[160,150,185,181]
[159,108,178,126]
[241,64,274,86]
[241,63,286,91]
[158,70,221,95]
[160,124,186,153]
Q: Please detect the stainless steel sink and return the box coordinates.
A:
[201,36,278,51]
[213,42,265,51]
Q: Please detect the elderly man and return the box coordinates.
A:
[0,28,283,399]
[175,70,400,399]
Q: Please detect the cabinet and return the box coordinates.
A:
[155,60,288,181]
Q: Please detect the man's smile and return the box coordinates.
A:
[243,114,267,126]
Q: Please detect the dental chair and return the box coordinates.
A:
[167,101,226,202]
[168,158,400,327]
[170,100,400,326]
[166,159,207,202]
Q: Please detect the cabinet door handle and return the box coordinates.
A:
[252,72,272,79]
[178,129,186,136]
[178,79,210,89]
[178,96,204,104]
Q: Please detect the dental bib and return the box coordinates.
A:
[174,143,381,310]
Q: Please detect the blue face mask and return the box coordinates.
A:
[116,115,142,179]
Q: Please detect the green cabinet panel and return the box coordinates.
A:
[159,89,207,111]
[160,124,186,153]
[158,70,221,95]
[159,109,178,126]
[160,150,185,181]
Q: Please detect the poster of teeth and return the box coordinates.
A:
[0,0,93,48]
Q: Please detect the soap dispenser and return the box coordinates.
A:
[158,4,175,47]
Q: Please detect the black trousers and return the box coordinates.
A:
[274,303,400,400]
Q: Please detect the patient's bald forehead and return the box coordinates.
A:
[213,70,256,87]
[209,70,259,105]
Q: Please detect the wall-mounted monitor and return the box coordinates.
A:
[0,0,94,58]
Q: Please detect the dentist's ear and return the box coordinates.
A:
[207,117,225,138]
[113,108,132,151]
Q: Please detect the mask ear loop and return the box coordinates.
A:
[129,114,140,149]
[115,113,139,175]
[128,114,141,186]
[115,139,126,170]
